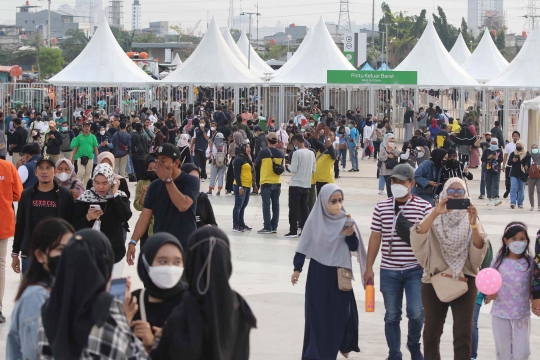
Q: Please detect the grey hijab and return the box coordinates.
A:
[296,184,366,277]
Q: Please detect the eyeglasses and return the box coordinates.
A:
[330,198,343,205]
[446,188,466,197]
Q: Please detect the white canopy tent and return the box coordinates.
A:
[486,27,540,87]
[395,20,478,87]
[49,15,155,85]
[170,53,182,66]
[449,33,472,66]
[221,28,265,78]
[517,96,540,148]
[271,26,313,77]
[161,18,263,85]
[237,31,275,75]
[461,30,508,82]
[270,17,355,85]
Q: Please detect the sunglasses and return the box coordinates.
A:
[330,198,344,205]
[446,188,466,197]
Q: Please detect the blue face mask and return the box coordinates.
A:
[508,241,527,255]
[294,145,299,150]
[532,149,539,154]
[490,144,498,151]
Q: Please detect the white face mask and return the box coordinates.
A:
[211,127,216,131]
[99,131,105,135]
[391,183,410,199]
[56,172,70,182]
[417,151,425,158]
[148,264,184,289]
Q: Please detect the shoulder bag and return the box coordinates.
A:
[337,267,353,291]
[266,148,285,175]
[529,161,540,179]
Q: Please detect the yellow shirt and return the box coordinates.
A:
[233,162,253,188]
[256,148,284,185]
[313,150,335,183]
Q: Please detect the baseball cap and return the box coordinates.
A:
[484,131,492,135]
[48,120,56,127]
[36,155,56,168]
[267,132,278,142]
[82,121,91,126]
[156,143,181,161]
[253,126,262,132]
[390,164,415,181]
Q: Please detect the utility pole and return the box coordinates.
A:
[228,0,234,29]
[337,0,351,35]
[382,23,390,68]
[524,0,540,32]
[241,11,260,69]
[371,0,375,54]
[47,0,51,47]
[256,3,259,51]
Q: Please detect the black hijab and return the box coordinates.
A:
[151,227,256,360]
[42,229,114,360]
[137,232,186,300]
[453,125,476,145]
[431,148,448,169]
[235,143,252,167]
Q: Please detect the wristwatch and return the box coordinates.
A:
[129,239,137,246]
[164,177,172,184]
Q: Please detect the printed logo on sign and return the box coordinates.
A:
[345,43,353,49]
[346,35,352,42]
[346,54,352,60]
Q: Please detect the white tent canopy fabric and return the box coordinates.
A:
[486,27,540,87]
[49,15,155,85]
[517,96,540,148]
[449,33,471,66]
[395,20,478,87]
[270,16,355,85]
[221,28,265,78]
[271,26,313,78]
[171,54,182,66]
[461,30,508,82]
[237,31,275,74]
[161,18,263,85]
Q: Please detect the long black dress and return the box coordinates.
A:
[294,234,360,360]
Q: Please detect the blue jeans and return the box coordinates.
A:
[485,171,500,199]
[233,185,250,227]
[510,176,525,206]
[380,267,424,360]
[349,146,359,170]
[126,154,134,175]
[379,173,386,191]
[261,184,280,231]
[384,175,393,197]
[471,302,481,359]
[339,148,347,168]
[479,164,486,196]
[21,256,30,274]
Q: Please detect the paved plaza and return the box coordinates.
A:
[1,159,539,359]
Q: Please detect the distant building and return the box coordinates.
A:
[16,4,88,39]
[147,21,168,34]
[132,0,141,30]
[263,25,307,46]
[468,0,504,36]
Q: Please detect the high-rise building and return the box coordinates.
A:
[468,0,504,36]
[132,0,141,30]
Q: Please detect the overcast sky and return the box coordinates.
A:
[0,0,531,35]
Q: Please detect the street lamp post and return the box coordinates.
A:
[469,40,473,52]
[241,11,261,70]
[47,0,51,47]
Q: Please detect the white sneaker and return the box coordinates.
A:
[494,200,502,206]
[487,200,493,206]
[530,207,535,211]
[378,190,385,195]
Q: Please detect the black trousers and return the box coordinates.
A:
[194,149,208,179]
[225,157,235,192]
[505,166,511,193]
[288,186,309,234]
[132,158,146,180]
[315,181,329,195]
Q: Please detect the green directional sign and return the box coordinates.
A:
[327,70,418,85]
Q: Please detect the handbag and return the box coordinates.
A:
[80,156,89,166]
[385,157,398,170]
[430,268,468,303]
[337,267,353,291]
[529,162,540,179]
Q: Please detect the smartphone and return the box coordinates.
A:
[89,204,101,211]
[463,162,468,169]
[340,218,355,236]
[110,278,127,301]
[446,198,471,210]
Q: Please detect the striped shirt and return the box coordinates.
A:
[371,196,432,270]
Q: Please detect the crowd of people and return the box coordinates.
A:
[0,101,539,360]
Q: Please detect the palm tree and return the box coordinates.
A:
[62,29,89,45]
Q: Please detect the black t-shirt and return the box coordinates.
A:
[143,171,199,248]
[131,289,184,329]
[217,125,231,140]
[31,188,58,229]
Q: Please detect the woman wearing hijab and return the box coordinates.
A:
[150,227,257,360]
[481,137,504,206]
[378,133,401,197]
[87,151,130,198]
[55,158,85,199]
[232,143,254,232]
[468,125,481,168]
[527,144,540,211]
[291,184,367,360]
[134,156,157,247]
[508,140,529,209]
[206,132,227,196]
[400,141,417,168]
[37,229,148,360]
[225,131,244,194]
[176,133,192,165]
[181,163,218,228]
[7,218,74,360]
[276,123,289,151]
[372,120,386,160]
[413,148,448,206]
[126,233,187,352]
[73,164,132,263]
[410,178,488,359]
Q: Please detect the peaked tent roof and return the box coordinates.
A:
[49,15,155,85]
[378,62,392,71]
[237,31,275,74]
[221,28,265,78]
[162,18,263,85]
[449,33,472,66]
[270,16,355,85]
[271,26,313,77]
[171,53,182,66]
[486,26,540,87]
[395,20,478,87]
[461,30,508,82]
[361,62,374,70]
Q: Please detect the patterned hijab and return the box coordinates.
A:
[77,164,127,203]
[432,177,472,280]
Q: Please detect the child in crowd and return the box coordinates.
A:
[486,221,533,360]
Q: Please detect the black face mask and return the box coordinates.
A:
[47,255,61,276]
[147,171,158,181]
[441,160,448,166]
[516,146,523,151]
[447,159,458,167]
[485,137,491,142]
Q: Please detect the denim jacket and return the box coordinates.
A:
[414,160,442,196]
[7,285,50,360]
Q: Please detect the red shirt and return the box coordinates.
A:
[0,159,23,238]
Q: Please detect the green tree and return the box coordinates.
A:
[133,32,164,43]
[432,6,459,51]
[264,43,287,60]
[36,48,64,79]
[60,29,89,63]
[230,29,241,42]
[460,17,474,45]
[12,50,38,66]
[495,30,505,50]
[110,26,134,52]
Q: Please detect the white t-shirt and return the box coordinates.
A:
[293,115,306,126]
[363,124,374,143]
[18,165,29,184]
[289,148,316,188]
[504,142,516,167]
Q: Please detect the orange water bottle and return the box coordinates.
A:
[365,281,375,312]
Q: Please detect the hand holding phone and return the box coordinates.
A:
[446,198,471,210]
[110,278,127,301]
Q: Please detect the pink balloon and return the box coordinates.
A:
[475,268,502,296]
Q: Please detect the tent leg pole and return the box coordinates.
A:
[347,87,352,111]
[325,86,330,110]
[279,85,284,123]
[257,86,261,116]
[482,89,487,134]
[459,87,464,120]
[503,88,509,140]
[369,86,374,115]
